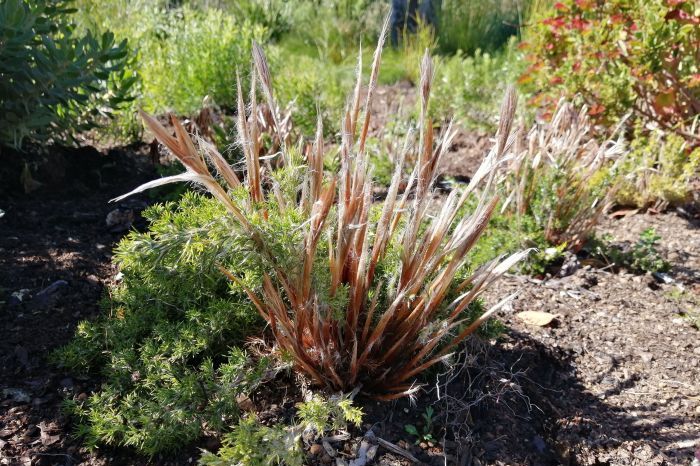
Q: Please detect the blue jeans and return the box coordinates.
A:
[390,0,438,46]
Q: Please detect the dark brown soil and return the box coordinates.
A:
[1,88,699,465]
[478,219,700,465]
[0,144,160,466]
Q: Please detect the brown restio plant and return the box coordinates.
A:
[116,17,527,399]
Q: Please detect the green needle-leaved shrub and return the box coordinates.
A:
[54,193,269,455]
[200,395,363,466]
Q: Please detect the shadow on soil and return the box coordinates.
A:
[361,328,693,465]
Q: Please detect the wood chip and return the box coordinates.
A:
[516,310,557,327]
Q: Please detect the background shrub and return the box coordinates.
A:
[0,0,135,147]
[437,0,531,55]
[70,0,268,140]
[431,38,525,131]
[521,0,700,142]
[499,100,625,251]
[136,6,267,114]
[614,125,700,209]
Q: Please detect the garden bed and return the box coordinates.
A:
[1,115,698,465]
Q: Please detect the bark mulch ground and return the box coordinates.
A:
[1,100,699,465]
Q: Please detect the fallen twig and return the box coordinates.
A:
[376,436,419,463]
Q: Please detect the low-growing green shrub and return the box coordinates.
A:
[289,0,387,65]
[614,126,700,209]
[0,0,135,147]
[269,44,350,137]
[466,207,557,276]
[666,289,700,329]
[54,193,269,455]
[521,0,700,142]
[588,228,670,274]
[222,0,294,40]
[71,1,268,139]
[136,6,267,114]
[117,23,526,399]
[436,0,530,55]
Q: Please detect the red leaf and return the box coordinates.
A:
[686,74,700,88]
[571,16,589,31]
[550,76,564,85]
[589,104,606,116]
[554,2,568,11]
[665,8,700,25]
[610,13,625,24]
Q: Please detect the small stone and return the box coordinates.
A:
[32,280,68,308]
[693,347,700,355]
[532,435,547,453]
[639,352,653,363]
[9,290,30,307]
[2,388,31,403]
[77,392,88,402]
[106,208,134,232]
[310,444,324,456]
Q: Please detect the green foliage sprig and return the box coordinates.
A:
[200,395,363,466]
[590,228,670,274]
[614,125,700,209]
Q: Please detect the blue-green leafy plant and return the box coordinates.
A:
[0,0,135,147]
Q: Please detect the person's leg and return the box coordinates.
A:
[406,0,419,33]
[419,0,440,27]
[390,0,407,46]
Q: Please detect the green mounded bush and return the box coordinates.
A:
[54,193,269,455]
[71,1,268,139]
[0,0,135,147]
[591,228,670,274]
[199,395,363,466]
[521,0,700,142]
[136,6,267,114]
[269,45,350,138]
[614,126,700,209]
[288,0,387,65]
